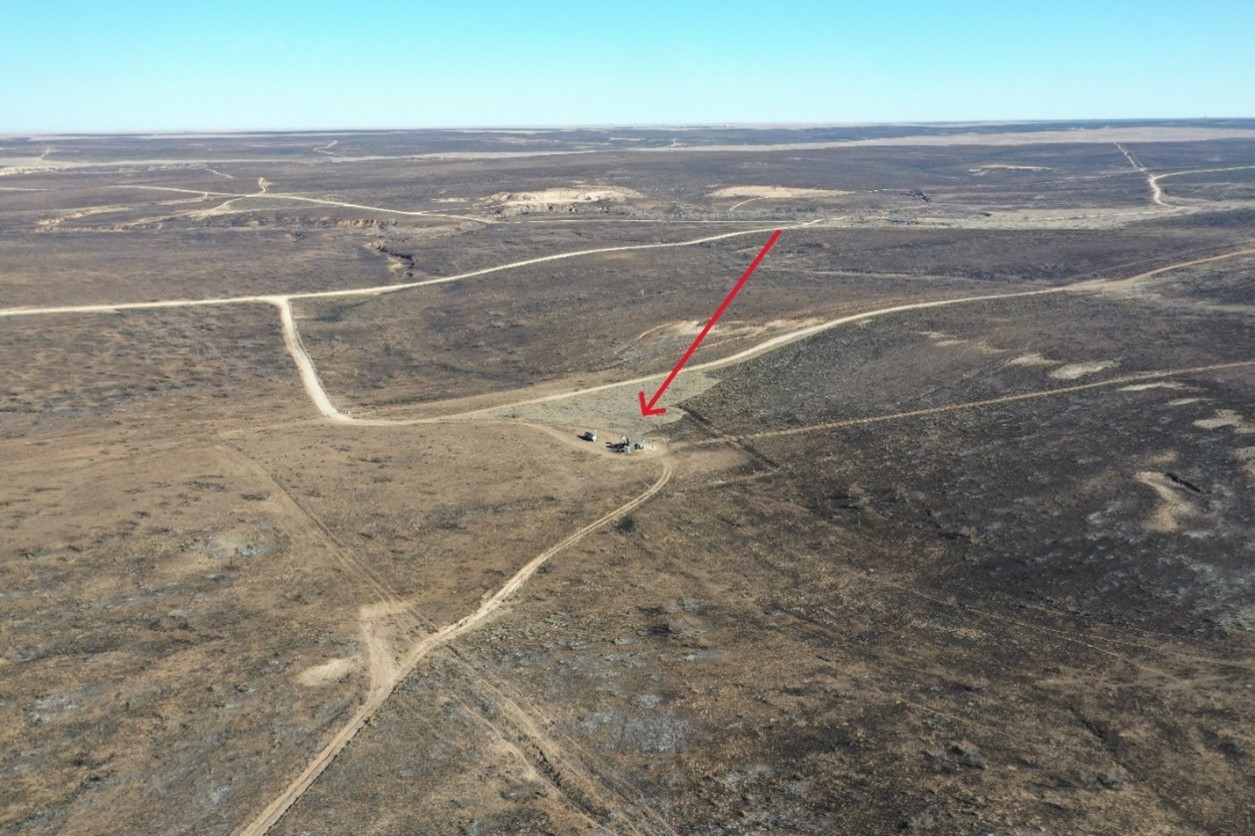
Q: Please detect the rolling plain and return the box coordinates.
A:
[2,122,1254,834]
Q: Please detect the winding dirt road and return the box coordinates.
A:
[1148,164,1255,206]
[281,241,1253,427]
[1115,142,1168,206]
[1110,146,1255,210]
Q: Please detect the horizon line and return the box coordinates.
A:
[6,116,1255,140]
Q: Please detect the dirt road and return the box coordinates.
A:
[1115,142,1167,206]
[1148,164,1255,206]
[0,223,799,319]
[272,298,352,423]
[438,288,1073,423]
[1070,247,1255,292]
[679,361,1255,446]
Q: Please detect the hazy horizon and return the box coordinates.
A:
[5,1,1252,133]
[7,117,1255,140]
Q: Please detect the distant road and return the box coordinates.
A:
[118,182,488,224]
[1115,143,1167,206]
[0,223,803,319]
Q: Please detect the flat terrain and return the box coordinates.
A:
[2,122,1254,834]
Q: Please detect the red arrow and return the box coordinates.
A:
[638,229,782,416]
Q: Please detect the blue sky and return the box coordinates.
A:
[3,1,1252,132]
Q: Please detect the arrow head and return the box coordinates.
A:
[638,390,667,417]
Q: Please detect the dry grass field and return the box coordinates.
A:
[2,122,1254,834]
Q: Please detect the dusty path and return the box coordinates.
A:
[680,361,1255,447]
[292,222,811,303]
[0,293,284,318]
[0,223,799,319]
[1148,164,1255,205]
[466,288,1071,413]
[1070,247,1255,292]
[727,196,764,211]
[272,298,352,423]
[33,192,213,230]
[1119,138,1204,207]
[258,192,486,224]
[271,286,1072,428]
[1114,142,1144,174]
[115,183,487,223]
[1115,142,1171,207]
[238,463,673,836]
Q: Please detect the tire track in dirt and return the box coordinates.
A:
[430,657,673,835]
[726,196,764,211]
[219,443,412,615]
[115,183,485,223]
[237,463,672,836]
[853,561,1255,680]
[679,361,1255,447]
[455,661,678,835]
